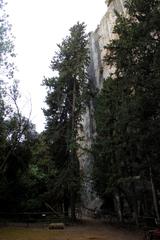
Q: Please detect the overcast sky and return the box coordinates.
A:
[7,0,107,132]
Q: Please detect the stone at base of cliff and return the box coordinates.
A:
[48,223,65,230]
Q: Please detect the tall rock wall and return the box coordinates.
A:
[89,0,126,88]
[79,0,126,210]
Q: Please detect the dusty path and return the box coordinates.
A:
[0,219,143,240]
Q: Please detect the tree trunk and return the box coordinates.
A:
[115,192,123,222]
[131,182,139,226]
[70,79,77,221]
[70,191,76,221]
[64,190,69,217]
[149,165,160,220]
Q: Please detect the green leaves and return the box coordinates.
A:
[93,0,160,218]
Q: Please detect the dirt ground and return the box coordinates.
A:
[0,219,144,240]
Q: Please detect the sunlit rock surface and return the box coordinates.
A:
[79,0,125,210]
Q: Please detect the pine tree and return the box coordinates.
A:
[43,22,89,220]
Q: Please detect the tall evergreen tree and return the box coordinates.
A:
[43,22,89,220]
[93,0,160,223]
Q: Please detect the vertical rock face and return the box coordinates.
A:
[92,0,126,85]
[79,0,125,209]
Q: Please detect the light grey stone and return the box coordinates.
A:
[79,0,125,211]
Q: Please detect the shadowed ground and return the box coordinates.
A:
[0,219,143,240]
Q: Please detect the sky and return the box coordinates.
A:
[7,0,107,132]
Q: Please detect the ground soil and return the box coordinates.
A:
[0,218,144,240]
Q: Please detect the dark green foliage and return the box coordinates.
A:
[0,1,40,213]
[0,80,46,213]
[0,118,38,212]
[93,0,160,222]
[20,132,56,211]
[43,22,89,219]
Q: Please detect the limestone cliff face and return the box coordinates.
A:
[79,0,126,209]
